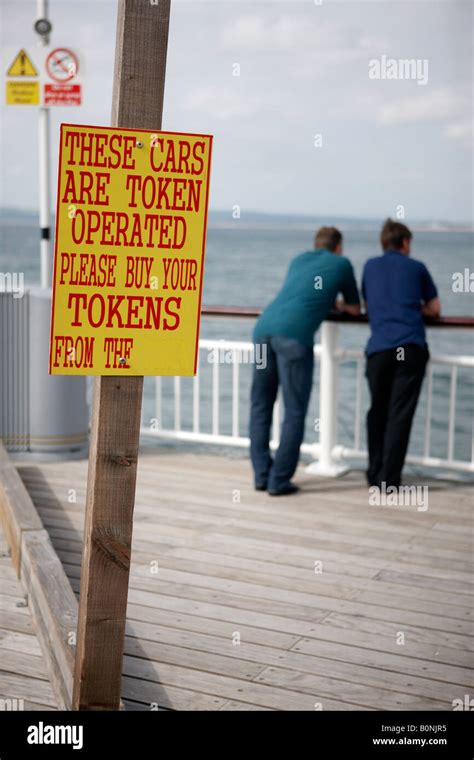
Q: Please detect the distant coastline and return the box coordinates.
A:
[0,206,473,233]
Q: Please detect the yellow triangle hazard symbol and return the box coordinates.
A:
[7,49,38,77]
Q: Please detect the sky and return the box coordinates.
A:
[0,0,472,223]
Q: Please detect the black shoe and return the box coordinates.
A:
[255,483,267,491]
[268,483,300,497]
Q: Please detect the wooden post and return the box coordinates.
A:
[72,0,171,711]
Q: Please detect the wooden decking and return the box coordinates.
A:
[0,527,58,710]
[16,449,474,711]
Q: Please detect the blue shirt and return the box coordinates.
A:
[254,249,360,348]
[362,249,438,356]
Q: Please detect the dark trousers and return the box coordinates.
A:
[366,344,429,488]
[250,336,314,491]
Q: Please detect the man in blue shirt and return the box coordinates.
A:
[250,227,360,495]
[362,219,441,489]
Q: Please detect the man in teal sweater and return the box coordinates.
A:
[250,226,360,495]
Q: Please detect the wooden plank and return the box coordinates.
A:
[123,608,471,670]
[0,648,49,681]
[121,659,372,711]
[0,576,29,599]
[324,612,474,653]
[124,637,265,681]
[65,563,474,635]
[26,463,467,539]
[0,466,70,710]
[156,547,473,609]
[21,529,77,710]
[125,606,301,650]
[25,476,441,535]
[0,442,43,574]
[42,498,474,592]
[126,586,331,637]
[129,620,471,695]
[219,700,273,711]
[254,666,450,710]
[382,557,473,585]
[48,511,461,584]
[60,554,473,622]
[124,608,472,673]
[39,486,470,579]
[295,620,473,670]
[0,629,42,657]
[0,671,57,708]
[291,637,472,688]
[71,572,474,644]
[72,0,171,711]
[209,519,473,564]
[121,676,228,711]
[122,624,473,694]
[200,529,472,575]
[374,568,473,596]
[0,610,36,636]
[0,596,28,614]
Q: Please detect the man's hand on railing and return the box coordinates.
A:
[422,297,442,319]
[333,299,361,317]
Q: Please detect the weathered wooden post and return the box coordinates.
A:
[72,0,171,711]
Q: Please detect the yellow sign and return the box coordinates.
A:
[7,49,38,77]
[6,80,39,105]
[49,124,213,376]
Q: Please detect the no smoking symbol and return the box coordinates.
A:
[46,48,78,82]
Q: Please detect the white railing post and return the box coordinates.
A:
[139,333,474,477]
[306,321,349,477]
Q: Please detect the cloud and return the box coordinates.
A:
[375,87,471,129]
[374,87,473,150]
[444,120,473,149]
[182,85,260,120]
[220,14,308,50]
[220,11,388,62]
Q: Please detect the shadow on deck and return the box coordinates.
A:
[17,449,473,711]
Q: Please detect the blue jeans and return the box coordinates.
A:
[249,336,314,491]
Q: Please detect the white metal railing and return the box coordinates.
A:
[141,322,474,476]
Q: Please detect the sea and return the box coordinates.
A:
[1,210,473,472]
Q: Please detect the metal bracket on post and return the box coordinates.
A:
[306,321,349,477]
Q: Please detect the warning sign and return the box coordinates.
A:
[4,46,81,107]
[45,48,78,82]
[49,124,213,376]
[44,83,81,106]
[6,80,39,105]
[7,49,38,77]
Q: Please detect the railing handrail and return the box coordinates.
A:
[202,305,474,328]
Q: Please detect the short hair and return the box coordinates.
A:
[314,226,342,252]
[380,218,412,250]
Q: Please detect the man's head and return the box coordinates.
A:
[380,218,412,255]
[314,226,343,254]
